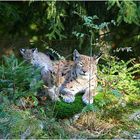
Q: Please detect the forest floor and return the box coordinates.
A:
[41,94,140,139]
[1,92,140,139]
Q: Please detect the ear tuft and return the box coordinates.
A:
[73,49,80,57]
[95,52,103,63]
[96,52,103,59]
[73,49,78,54]
[73,49,80,61]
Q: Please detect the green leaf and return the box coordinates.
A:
[82,104,99,113]
[97,85,103,92]
[32,96,38,106]
[111,89,122,98]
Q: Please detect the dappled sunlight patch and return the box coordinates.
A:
[15,96,39,109]
[126,93,140,107]
[72,112,114,137]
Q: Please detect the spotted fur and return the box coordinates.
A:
[52,50,85,87]
[59,50,101,104]
[20,48,101,104]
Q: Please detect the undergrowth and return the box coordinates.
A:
[0,54,140,139]
[0,55,43,106]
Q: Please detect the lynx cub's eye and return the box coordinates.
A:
[20,48,25,54]
[32,48,35,52]
[21,49,25,52]
[79,62,83,66]
[32,48,38,53]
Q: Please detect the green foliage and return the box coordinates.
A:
[44,45,65,60]
[94,92,112,108]
[0,55,43,105]
[107,0,140,25]
[71,57,140,114]
[99,57,140,96]
[41,117,69,139]
[127,92,140,107]
[72,12,115,52]
[45,1,67,40]
[0,2,21,35]
[0,102,45,139]
[0,101,70,139]
[54,95,85,119]
[93,56,140,112]
[0,2,139,58]
[82,104,99,113]
[0,1,67,40]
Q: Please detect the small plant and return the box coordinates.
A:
[99,56,140,95]
[0,55,43,106]
[0,102,46,139]
[72,12,115,53]
[95,56,140,111]
[0,100,70,139]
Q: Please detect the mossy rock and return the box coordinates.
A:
[54,95,85,119]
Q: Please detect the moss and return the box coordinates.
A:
[54,93,106,119]
[53,92,119,119]
[54,95,85,119]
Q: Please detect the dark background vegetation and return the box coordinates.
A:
[0,1,139,59]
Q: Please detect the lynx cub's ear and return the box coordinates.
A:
[20,48,25,55]
[93,52,102,64]
[32,48,38,53]
[73,49,80,62]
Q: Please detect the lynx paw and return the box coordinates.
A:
[62,93,75,103]
[47,86,60,102]
[82,95,93,105]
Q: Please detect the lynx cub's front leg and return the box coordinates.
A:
[82,88,97,104]
[62,92,75,103]
[46,86,60,101]
[82,74,98,104]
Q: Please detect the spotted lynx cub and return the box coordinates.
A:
[59,50,102,104]
[20,48,59,101]
[45,49,101,104]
